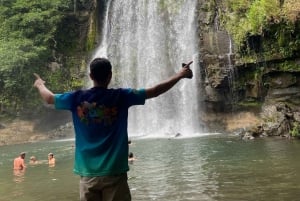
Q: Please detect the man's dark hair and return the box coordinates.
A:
[90,58,112,83]
[128,152,134,158]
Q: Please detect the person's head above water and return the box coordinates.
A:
[89,58,112,87]
[128,152,134,158]
[30,156,36,161]
[20,152,26,159]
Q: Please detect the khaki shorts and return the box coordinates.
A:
[79,173,131,201]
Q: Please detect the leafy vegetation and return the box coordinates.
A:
[223,0,300,59]
[290,122,300,138]
[0,0,89,117]
[278,61,300,72]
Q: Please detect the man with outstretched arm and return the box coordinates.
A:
[33,58,193,201]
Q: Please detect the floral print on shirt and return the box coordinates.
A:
[76,101,118,125]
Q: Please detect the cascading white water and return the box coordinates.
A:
[94,0,201,138]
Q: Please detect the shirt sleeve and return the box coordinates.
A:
[54,93,74,110]
[123,88,146,107]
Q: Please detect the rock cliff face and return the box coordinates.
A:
[74,0,299,137]
[1,0,299,145]
[37,0,300,137]
[22,0,299,139]
[195,0,300,137]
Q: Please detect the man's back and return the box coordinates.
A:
[55,87,146,176]
[33,57,193,200]
[13,157,24,170]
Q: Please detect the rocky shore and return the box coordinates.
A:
[240,103,300,140]
[0,120,74,146]
[1,102,299,146]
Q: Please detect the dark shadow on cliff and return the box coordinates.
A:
[32,106,72,133]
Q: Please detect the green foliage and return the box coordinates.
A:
[278,61,300,72]
[290,122,300,138]
[86,14,97,52]
[247,0,281,34]
[0,0,75,114]
[55,15,81,53]
[225,0,280,44]
[226,0,252,14]
[224,0,300,58]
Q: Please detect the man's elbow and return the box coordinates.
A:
[147,93,160,99]
[146,88,161,99]
[45,95,54,104]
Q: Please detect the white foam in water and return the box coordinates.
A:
[131,132,223,140]
[93,0,202,138]
[54,138,75,142]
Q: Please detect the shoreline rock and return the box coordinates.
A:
[0,120,74,146]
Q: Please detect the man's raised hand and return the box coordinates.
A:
[33,73,45,88]
[181,61,193,79]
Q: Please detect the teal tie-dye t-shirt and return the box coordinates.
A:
[54,87,146,176]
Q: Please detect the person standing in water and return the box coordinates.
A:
[33,57,193,201]
[128,152,137,163]
[48,153,56,166]
[13,152,26,170]
[29,156,38,165]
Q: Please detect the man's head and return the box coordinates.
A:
[20,152,26,159]
[89,58,112,86]
[30,156,36,161]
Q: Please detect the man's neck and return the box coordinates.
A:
[93,82,108,88]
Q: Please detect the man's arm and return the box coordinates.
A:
[145,61,193,99]
[33,73,55,104]
[21,159,26,169]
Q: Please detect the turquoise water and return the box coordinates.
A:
[1,135,300,201]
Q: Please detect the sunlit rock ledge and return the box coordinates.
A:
[0,120,74,146]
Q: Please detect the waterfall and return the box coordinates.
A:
[94,0,201,138]
[227,36,233,67]
[226,35,238,105]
